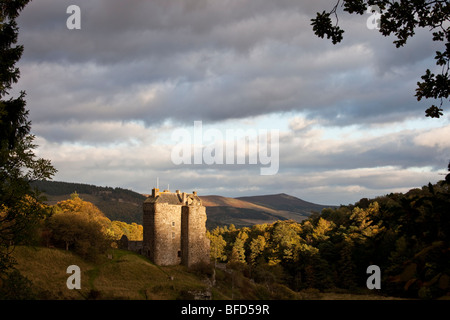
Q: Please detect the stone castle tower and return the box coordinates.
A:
[142,188,210,267]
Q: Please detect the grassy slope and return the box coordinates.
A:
[12,246,207,300]
[11,246,403,300]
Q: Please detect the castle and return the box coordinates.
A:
[141,188,210,267]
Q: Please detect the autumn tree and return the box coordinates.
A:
[305,217,335,245]
[0,0,56,274]
[271,221,302,263]
[45,194,110,260]
[311,0,450,118]
[229,230,248,266]
[208,180,448,297]
[208,228,227,264]
[54,192,111,231]
[348,202,384,240]
[249,235,266,265]
[108,221,143,241]
[337,237,357,289]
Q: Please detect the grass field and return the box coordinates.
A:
[12,246,208,300]
[10,246,408,300]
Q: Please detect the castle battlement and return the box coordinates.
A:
[143,188,210,267]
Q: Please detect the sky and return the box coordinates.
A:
[12,0,449,205]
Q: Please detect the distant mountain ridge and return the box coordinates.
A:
[32,180,336,228]
[31,180,145,224]
[202,193,336,228]
[237,193,334,215]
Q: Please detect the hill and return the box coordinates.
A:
[11,246,209,300]
[237,193,335,216]
[201,194,335,228]
[31,180,145,224]
[10,246,310,300]
[10,246,399,300]
[31,180,335,228]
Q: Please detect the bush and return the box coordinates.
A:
[45,211,109,261]
[0,270,36,300]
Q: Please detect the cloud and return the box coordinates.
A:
[16,0,438,128]
[32,120,155,145]
[15,0,448,205]
[33,115,447,205]
[289,116,317,132]
[413,124,450,150]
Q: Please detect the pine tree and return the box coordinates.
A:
[0,0,56,273]
[231,231,248,264]
[249,235,266,265]
[337,237,357,289]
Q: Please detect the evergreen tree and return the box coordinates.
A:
[337,237,357,289]
[230,230,248,264]
[0,0,56,273]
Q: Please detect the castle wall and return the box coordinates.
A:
[181,205,210,267]
[154,203,182,266]
[143,189,210,267]
[142,201,155,261]
[143,202,182,266]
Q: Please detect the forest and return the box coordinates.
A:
[30,180,146,202]
[1,179,449,300]
[207,180,450,299]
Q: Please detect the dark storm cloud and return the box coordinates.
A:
[18,0,309,63]
[15,0,440,130]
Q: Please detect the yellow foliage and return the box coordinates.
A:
[54,193,111,232]
[107,220,143,240]
[348,201,384,239]
[50,193,144,242]
[0,204,7,219]
[311,218,334,241]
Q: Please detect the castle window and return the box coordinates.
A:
[172,221,175,227]
[177,250,181,258]
[172,232,175,239]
